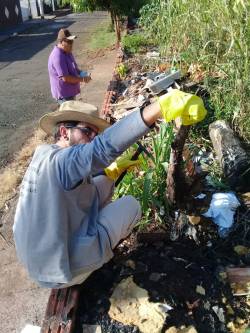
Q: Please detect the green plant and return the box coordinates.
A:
[205,160,230,191]
[88,20,116,50]
[62,0,149,41]
[139,0,250,141]
[115,122,174,227]
[122,33,154,54]
[116,63,129,79]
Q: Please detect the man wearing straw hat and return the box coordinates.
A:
[13,91,207,288]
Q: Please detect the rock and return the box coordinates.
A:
[181,327,198,333]
[82,325,102,333]
[149,272,161,282]
[188,216,201,225]
[165,328,178,333]
[108,276,167,333]
[196,285,206,295]
[204,301,211,310]
[165,326,197,333]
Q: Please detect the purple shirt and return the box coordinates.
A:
[48,46,80,99]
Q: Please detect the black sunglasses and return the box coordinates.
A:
[65,126,98,138]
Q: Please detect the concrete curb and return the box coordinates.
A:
[100,46,123,118]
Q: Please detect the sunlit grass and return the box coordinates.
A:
[88,19,116,50]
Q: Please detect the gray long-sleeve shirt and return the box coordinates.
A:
[13,109,150,286]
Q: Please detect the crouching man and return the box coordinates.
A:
[13,92,206,288]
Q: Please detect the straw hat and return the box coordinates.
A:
[39,101,110,135]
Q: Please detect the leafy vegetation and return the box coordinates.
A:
[121,33,155,54]
[116,63,129,79]
[139,0,250,141]
[115,122,174,227]
[62,0,149,41]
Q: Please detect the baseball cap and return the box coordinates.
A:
[57,28,77,41]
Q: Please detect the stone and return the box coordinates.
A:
[149,272,161,282]
[196,285,206,295]
[181,327,198,333]
[188,216,201,225]
[108,276,167,333]
[165,326,197,333]
[82,325,102,333]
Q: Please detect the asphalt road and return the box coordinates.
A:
[0,11,109,168]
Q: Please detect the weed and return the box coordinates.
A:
[115,122,174,227]
[122,33,155,54]
[116,63,129,79]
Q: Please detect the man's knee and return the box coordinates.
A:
[123,195,142,226]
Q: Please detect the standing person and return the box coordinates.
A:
[13,91,207,288]
[48,28,91,105]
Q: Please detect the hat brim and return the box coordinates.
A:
[66,35,77,40]
[39,110,110,135]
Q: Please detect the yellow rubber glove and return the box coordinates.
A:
[104,152,140,181]
[158,89,207,125]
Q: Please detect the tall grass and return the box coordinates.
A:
[140,0,250,141]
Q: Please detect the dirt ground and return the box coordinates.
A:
[76,220,250,333]
[0,12,117,332]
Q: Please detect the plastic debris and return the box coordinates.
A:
[146,51,160,58]
[194,193,206,199]
[203,192,240,237]
[149,70,181,94]
[212,306,225,323]
[158,303,173,312]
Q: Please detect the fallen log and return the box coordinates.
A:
[209,120,250,191]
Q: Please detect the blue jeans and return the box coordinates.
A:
[57,96,76,105]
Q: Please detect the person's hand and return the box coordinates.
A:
[79,71,91,83]
[83,75,91,83]
[158,89,207,125]
[104,152,140,181]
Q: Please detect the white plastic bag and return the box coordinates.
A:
[203,192,240,237]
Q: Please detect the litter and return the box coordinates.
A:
[158,303,173,312]
[212,306,225,323]
[148,70,181,94]
[146,51,160,58]
[203,192,240,237]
